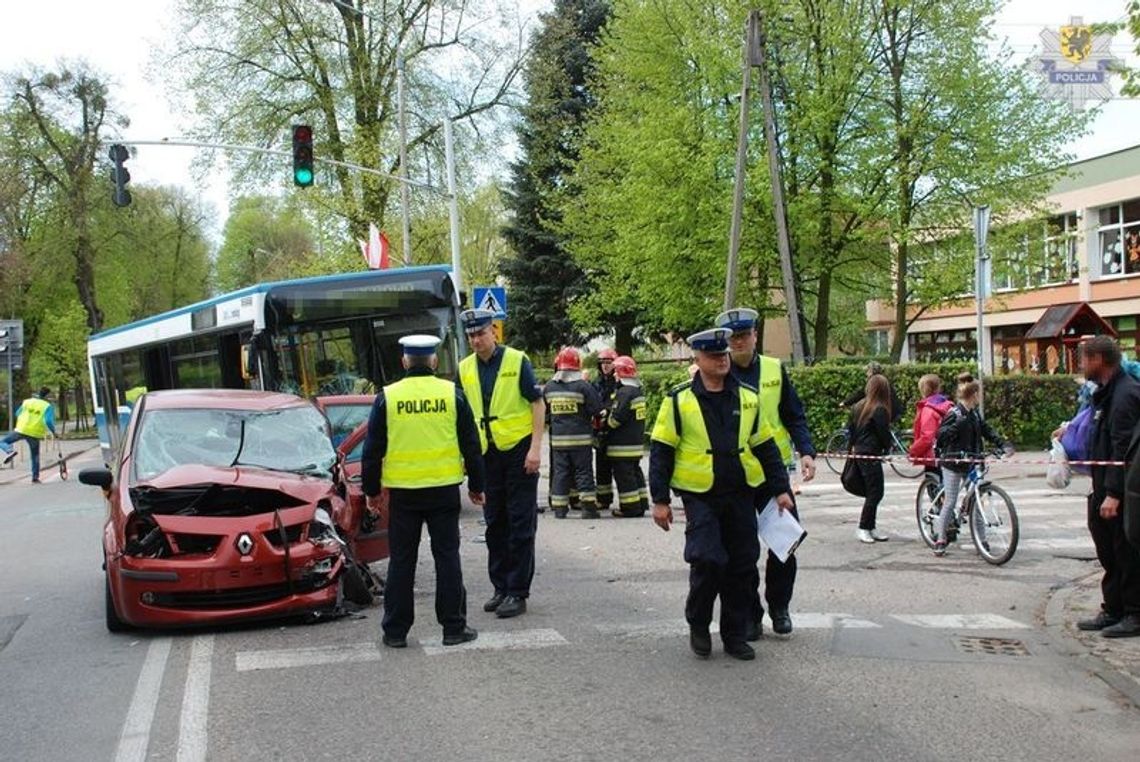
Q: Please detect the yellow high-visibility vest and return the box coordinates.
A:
[382,375,464,488]
[15,397,51,439]
[459,347,534,453]
[758,355,794,465]
[650,382,772,493]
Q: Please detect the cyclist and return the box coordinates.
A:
[932,374,1013,555]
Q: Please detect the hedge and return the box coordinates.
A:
[632,362,1079,451]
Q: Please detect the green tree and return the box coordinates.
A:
[167,0,523,242]
[499,0,610,352]
[215,196,317,291]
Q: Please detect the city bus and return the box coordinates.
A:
[87,266,462,462]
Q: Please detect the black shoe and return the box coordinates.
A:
[1077,610,1122,631]
[496,595,526,618]
[770,610,793,635]
[745,619,763,642]
[382,633,407,649]
[689,627,712,658]
[442,627,479,646]
[554,509,568,519]
[723,641,756,661]
[483,592,506,613]
[1101,614,1140,639]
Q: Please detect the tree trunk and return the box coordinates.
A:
[71,188,103,332]
[613,316,635,356]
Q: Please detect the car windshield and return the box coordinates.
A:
[133,406,336,482]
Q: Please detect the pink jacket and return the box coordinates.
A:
[909,394,954,465]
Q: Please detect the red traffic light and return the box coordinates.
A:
[293,125,312,143]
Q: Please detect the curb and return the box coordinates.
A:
[0,443,100,486]
[1042,572,1140,709]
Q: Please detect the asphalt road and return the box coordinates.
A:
[1,448,1138,761]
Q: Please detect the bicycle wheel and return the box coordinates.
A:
[824,430,849,475]
[968,483,1019,565]
[914,474,944,549]
[890,431,923,479]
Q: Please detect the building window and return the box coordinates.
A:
[908,330,976,362]
[868,329,890,355]
[1097,199,1140,277]
[1115,316,1138,360]
[1043,213,1079,284]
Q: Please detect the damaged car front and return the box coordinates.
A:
[82,391,376,631]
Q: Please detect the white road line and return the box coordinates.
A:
[421,628,568,656]
[791,613,881,629]
[114,637,173,762]
[176,635,214,762]
[891,614,1031,629]
[235,642,382,672]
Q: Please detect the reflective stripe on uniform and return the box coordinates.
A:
[551,435,594,448]
[606,444,644,458]
[618,489,642,505]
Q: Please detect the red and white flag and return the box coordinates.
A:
[358,223,390,270]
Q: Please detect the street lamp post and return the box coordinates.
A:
[973,205,991,415]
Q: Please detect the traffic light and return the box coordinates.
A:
[109,144,131,207]
[292,125,314,187]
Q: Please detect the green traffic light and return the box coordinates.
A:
[294,167,314,186]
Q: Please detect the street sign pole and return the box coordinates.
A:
[1,331,11,433]
[973,205,991,415]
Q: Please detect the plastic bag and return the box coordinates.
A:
[1046,437,1071,490]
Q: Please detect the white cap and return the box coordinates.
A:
[398,334,442,356]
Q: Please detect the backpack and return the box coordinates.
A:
[934,406,963,460]
[1060,405,1094,476]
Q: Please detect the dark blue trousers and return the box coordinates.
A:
[382,487,467,639]
[484,437,539,598]
[681,490,759,645]
[750,484,798,622]
[1,432,41,480]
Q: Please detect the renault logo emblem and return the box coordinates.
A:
[236,533,254,555]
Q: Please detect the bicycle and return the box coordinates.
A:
[823,427,922,479]
[914,451,1019,565]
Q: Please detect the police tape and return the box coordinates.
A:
[815,452,1129,468]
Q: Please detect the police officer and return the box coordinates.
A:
[458,309,546,619]
[593,348,620,509]
[1,387,57,483]
[604,356,649,517]
[361,335,485,648]
[649,328,793,661]
[717,308,816,640]
[545,347,603,519]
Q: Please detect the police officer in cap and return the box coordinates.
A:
[649,328,793,660]
[362,335,485,648]
[717,307,816,640]
[458,309,545,619]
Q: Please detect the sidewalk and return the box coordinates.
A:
[0,437,101,485]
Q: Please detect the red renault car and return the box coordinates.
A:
[80,390,380,631]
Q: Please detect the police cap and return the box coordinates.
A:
[686,328,731,354]
[459,308,496,334]
[715,307,759,333]
[398,334,442,356]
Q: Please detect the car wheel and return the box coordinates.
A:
[341,562,374,606]
[105,573,131,633]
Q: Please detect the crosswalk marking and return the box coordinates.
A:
[420,628,568,656]
[235,643,382,672]
[890,614,1030,629]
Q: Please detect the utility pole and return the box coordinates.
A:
[444,118,463,296]
[723,15,755,312]
[755,11,805,364]
[397,55,413,266]
[973,205,991,415]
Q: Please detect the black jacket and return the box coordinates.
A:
[544,376,601,447]
[1090,368,1140,502]
[605,382,646,449]
[936,403,1006,474]
[844,377,903,423]
[849,405,892,456]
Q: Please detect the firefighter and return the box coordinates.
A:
[544,347,603,519]
[717,307,816,640]
[604,356,649,517]
[593,348,620,509]
[649,328,793,661]
[457,309,545,619]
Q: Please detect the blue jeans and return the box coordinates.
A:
[1,432,41,480]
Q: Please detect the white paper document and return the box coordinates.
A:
[757,498,807,563]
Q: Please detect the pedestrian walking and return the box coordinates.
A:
[1076,336,1140,638]
[545,347,602,519]
[850,375,892,544]
[457,309,546,619]
[843,362,903,422]
[718,307,815,639]
[649,328,792,661]
[603,355,648,517]
[931,374,1012,556]
[1,387,57,483]
[360,336,485,648]
[593,348,620,510]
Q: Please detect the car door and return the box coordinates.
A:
[337,422,389,563]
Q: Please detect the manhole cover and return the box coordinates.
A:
[954,636,1030,657]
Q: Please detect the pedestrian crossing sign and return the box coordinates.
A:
[473,286,507,318]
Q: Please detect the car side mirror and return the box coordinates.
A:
[78,468,113,489]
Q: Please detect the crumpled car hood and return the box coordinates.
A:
[134,464,334,503]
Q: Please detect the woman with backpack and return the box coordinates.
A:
[932,374,1013,556]
[909,374,954,478]
[850,374,894,543]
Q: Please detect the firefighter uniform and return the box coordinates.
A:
[605,359,648,517]
[718,307,816,639]
[458,309,543,618]
[592,351,620,508]
[544,355,603,519]
[360,335,485,648]
[649,328,790,660]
